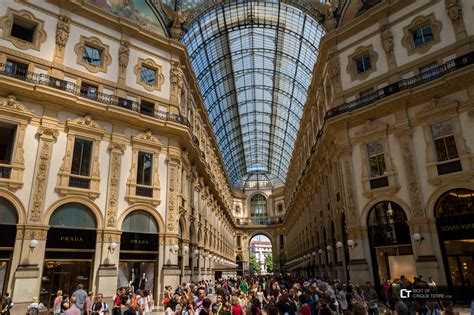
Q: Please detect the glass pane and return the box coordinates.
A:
[71,138,93,176]
[412,28,424,47]
[137,152,153,186]
[83,45,102,66]
[364,54,372,70]
[0,197,18,224]
[117,262,155,292]
[49,203,96,228]
[0,123,17,164]
[122,210,158,234]
[435,189,474,217]
[356,57,365,73]
[445,135,459,159]
[422,25,433,42]
[140,66,156,84]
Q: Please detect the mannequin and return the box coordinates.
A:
[129,268,136,291]
[139,273,147,290]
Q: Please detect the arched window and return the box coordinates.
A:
[367,201,407,226]
[122,210,158,234]
[435,189,473,217]
[367,201,409,246]
[49,203,96,229]
[251,194,267,217]
[0,197,18,225]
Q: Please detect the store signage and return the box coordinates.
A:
[46,227,96,249]
[121,232,159,252]
[0,224,16,247]
[437,214,474,240]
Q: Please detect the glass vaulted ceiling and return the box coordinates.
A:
[180,1,325,188]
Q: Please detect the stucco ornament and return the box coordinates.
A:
[312,0,339,31]
[56,15,70,49]
[170,61,185,93]
[161,2,192,39]
[119,41,130,71]
[380,24,394,54]
[0,95,30,112]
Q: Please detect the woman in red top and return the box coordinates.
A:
[230,296,242,315]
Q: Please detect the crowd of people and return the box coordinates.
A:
[1,275,470,315]
[161,275,465,315]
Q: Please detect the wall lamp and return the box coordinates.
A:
[347,239,358,249]
[193,249,199,256]
[170,244,179,254]
[312,251,317,257]
[413,233,424,243]
[318,249,324,255]
[183,245,189,254]
[336,241,343,249]
[326,245,333,251]
[29,239,39,252]
[108,242,118,254]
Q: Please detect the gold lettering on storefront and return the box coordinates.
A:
[60,236,84,242]
[130,239,149,245]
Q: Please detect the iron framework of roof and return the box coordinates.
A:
[161,0,325,188]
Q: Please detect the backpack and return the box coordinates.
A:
[130,296,137,310]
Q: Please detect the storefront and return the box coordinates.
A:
[118,211,158,294]
[0,197,17,295]
[41,203,97,308]
[435,189,474,301]
[367,201,414,287]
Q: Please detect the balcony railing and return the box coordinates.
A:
[326,52,474,119]
[0,65,189,127]
[237,217,283,225]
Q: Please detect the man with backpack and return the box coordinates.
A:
[91,294,109,315]
[1,293,13,315]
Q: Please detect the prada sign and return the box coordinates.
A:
[46,227,96,249]
[121,232,158,252]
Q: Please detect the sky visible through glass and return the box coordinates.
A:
[181,1,324,188]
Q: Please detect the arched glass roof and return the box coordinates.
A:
[180,1,325,188]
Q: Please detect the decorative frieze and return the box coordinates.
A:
[398,134,424,218]
[29,125,58,223]
[106,139,126,228]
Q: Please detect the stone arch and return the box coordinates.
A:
[178,215,187,240]
[248,230,274,245]
[0,188,26,224]
[189,224,196,244]
[360,196,412,227]
[197,227,203,247]
[116,203,165,234]
[44,196,103,228]
[425,182,474,219]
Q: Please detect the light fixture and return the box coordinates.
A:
[108,242,118,254]
[194,249,199,256]
[318,249,324,255]
[29,239,39,252]
[184,245,189,254]
[347,239,358,249]
[327,245,332,251]
[413,233,424,243]
[312,251,316,256]
[336,241,343,249]
[170,244,179,254]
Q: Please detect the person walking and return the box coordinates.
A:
[91,294,109,315]
[64,297,81,315]
[364,282,379,315]
[1,293,13,315]
[53,290,63,315]
[72,284,88,315]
